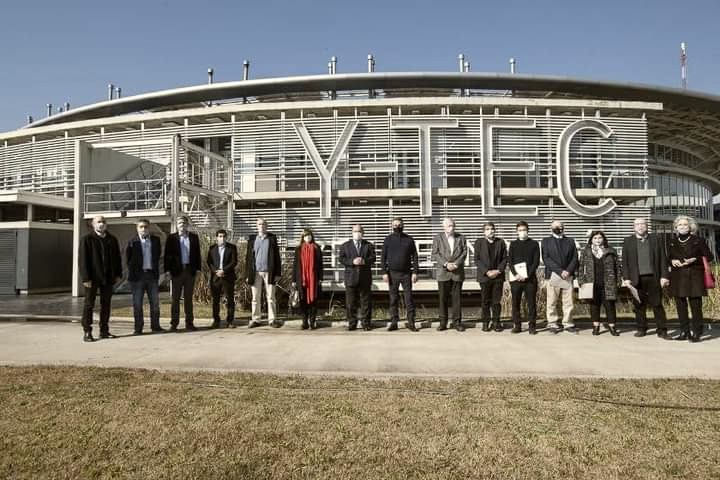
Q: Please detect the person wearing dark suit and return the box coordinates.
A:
[621,218,670,338]
[126,218,163,335]
[339,224,376,331]
[667,215,712,343]
[508,221,541,334]
[79,215,122,342]
[163,215,201,331]
[245,218,283,328]
[207,229,238,328]
[541,220,578,333]
[292,229,324,330]
[431,218,468,332]
[381,218,419,331]
[475,222,508,332]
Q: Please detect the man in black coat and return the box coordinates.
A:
[541,220,578,333]
[508,221,541,334]
[381,218,419,331]
[207,229,238,328]
[126,219,163,335]
[339,224,376,331]
[475,222,508,332]
[245,218,283,327]
[621,218,671,338]
[163,215,201,331]
[78,215,122,342]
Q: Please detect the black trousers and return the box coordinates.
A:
[388,271,415,323]
[633,275,667,330]
[301,300,318,322]
[438,279,462,326]
[81,283,114,334]
[211,276,235,324]
[171,268,196,327]
[590,299,617,324]
[480,278,503,322]
[675,296,703,335]
[346,283,371,327]
[510,278,537,325]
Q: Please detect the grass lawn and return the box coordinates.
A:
[1,367,718,479]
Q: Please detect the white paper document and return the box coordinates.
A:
[549,272,572,289]
[508,262,528,282]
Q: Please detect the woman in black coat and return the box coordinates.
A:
[578,230,620,336]
[292,228,323,330]
[668,215,712,342]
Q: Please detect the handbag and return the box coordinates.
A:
[702,257,716,289]
[289,284,301,308]
[578,282,594,300]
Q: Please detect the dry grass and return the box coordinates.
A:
[1,366,719,479]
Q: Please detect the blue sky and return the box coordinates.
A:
[0,0,718,132]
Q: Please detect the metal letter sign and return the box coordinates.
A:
[556,119,617,217]
[390,118,460,217]
[293,117,618,219]
[293,120,359,218]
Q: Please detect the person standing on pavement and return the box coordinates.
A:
[125,218,163,335]
[381,218,419,332]
[207,229,238,328]
[164,215,201,332]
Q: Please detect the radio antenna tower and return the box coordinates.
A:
[680,42,687,90]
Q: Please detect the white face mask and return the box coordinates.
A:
[517,230,528,241]
[94,222,107,234]
[677,225,690,235]
[352,232,363,241]
[304,235,313,243]
[485,230,495,240]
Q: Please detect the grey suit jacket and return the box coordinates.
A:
[431,232,467,282]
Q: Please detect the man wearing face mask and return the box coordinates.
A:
[207,229,238,328]
[508,221,540,334]
[432,218,467,331]
[245,218,282,328]
[78,215,122,342]
[541,220,578,333]
[126,219,163,335]
[381,218,419,331]
[621,218,670,339]
[339,224,376,331]
[475,222,507,332]
[164,215,201,331]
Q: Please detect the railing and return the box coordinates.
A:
[84,179,167,213]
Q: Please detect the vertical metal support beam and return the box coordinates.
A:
[170,134,181,232]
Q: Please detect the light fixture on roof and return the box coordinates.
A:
[205,116,225,124]
[256,115,267,120]
[161,121,180,127]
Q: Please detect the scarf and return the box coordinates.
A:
[591,245,604,259]
[301,243,317,303]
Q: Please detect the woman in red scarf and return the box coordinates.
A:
[292,229,323,329]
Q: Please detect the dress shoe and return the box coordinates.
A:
[436,323,448,331]
[151,327,166,333]
[347,324,357,331]
[248,321,260,329]
[211,321,220,329]
[674,331,690,341]
[169,325,178,332]
[387,322,398,331]
[405,322,419,332]
[100,332,116,339]
[227,322,236,329]
[302,319,310,330]
[271,321,282,328]
[362,324,373,331]
[656,329,670,340]
[528,324,537,335]
[592,325,600,336]
[132,330,143,336]
[690,332,701,343]
[608,325,620,336]
[481,321,491,332]
[309,319,317,330]
[493,321,504,332]
[186,324,198,332]
[453,321,466,332]
[634,329,647,338]
[511,324,521,334]
[83,332,95,342]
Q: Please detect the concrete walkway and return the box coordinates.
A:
[0,319,718,378]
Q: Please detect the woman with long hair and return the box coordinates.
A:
[668,215,712,342]
[578,230,620,336]
[292,228,323,330]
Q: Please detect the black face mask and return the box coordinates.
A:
[393,226,403,234]
[552,228,563,235]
